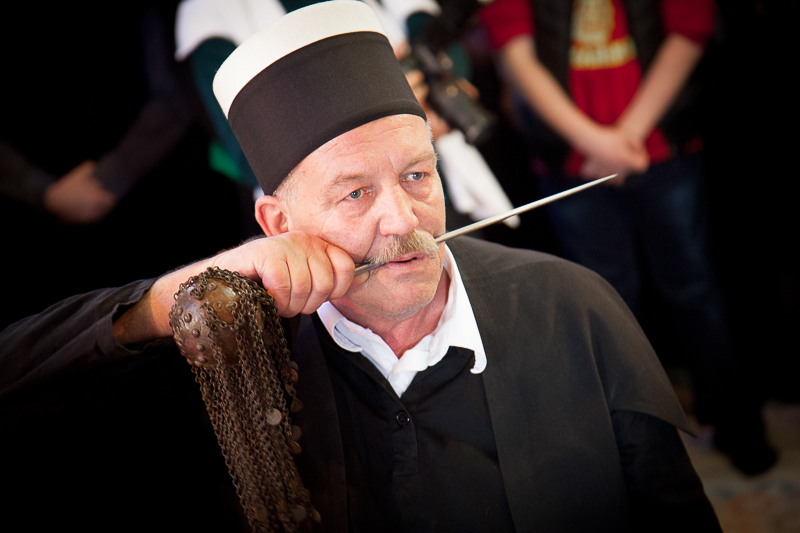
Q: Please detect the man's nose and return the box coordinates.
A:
[376,185,418,237]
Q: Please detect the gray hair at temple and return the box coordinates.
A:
[212,0,426,196]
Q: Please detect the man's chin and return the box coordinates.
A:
[337,262,444,322]
[350,292,438,323]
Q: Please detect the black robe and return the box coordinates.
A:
[291,237,718,532]
[0,237,719,532]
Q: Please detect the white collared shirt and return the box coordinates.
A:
[316,245,487,397]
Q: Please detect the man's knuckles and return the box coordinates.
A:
[228,232,356,316]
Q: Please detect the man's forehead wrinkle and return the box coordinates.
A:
[405,149,438,168]
[331,172,368,186]
[311,137,341,160]
[295,116,435,199]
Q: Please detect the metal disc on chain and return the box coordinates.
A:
[254,505,269,523]
[291,505,307,523]
[290,399,304,413]
[288,440,302,455]
[266,408,282,426]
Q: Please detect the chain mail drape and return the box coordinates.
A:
[170,267,317,532]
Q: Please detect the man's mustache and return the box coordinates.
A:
[364,231,440,265]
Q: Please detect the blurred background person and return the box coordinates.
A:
[700,0,800,411]
[478,0,776,475]
[0,1,246,328]
[1,3,252,530]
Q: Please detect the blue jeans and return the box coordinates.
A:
[538,154,736,423]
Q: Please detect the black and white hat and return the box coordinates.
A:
[213,0,426,195]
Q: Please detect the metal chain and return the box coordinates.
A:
[170,267,317,532]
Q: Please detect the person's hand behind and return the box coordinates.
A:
[44,160,117,224]
[579,125,649,185]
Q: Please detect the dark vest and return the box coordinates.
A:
[313,315,516,532]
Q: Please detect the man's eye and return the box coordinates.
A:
[406,172,426,182]
[347,189,363,200]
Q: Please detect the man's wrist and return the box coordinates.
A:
[112,259,215,346]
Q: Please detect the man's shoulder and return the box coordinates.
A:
[448,236,628,319]
[448,236,601,287]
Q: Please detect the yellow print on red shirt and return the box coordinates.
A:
[570,0,637,70]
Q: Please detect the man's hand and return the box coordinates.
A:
[44,160,117,224]
[209,232,358,317]
[112,233,361,346]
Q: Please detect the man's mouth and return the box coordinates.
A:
[388,253,425,264]
[358,230,440,273]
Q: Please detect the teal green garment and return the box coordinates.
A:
[405,11,472,81]
[188,38,260,190]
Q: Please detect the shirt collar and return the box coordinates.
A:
[317,245,487,392]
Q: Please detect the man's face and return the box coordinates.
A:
[281,114,447,322]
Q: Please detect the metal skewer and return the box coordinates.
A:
[354,173,617,276]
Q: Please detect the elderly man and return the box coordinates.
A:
[1,2,719,532]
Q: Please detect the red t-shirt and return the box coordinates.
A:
[479,0,716,174]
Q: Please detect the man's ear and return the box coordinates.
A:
[255,195,289,237]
